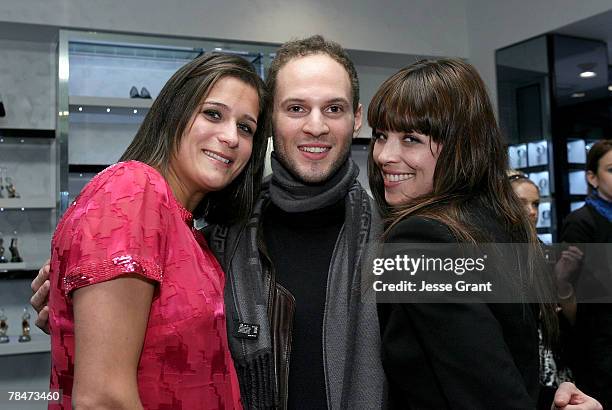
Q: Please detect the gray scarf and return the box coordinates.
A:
[269,152,359,212]
[210,155,385,409]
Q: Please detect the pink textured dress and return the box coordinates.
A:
[48,161,242,409]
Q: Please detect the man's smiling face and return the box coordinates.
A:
[272,53,362,184]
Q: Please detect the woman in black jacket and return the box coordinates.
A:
[366,58,558,409]
[560,139,612,409]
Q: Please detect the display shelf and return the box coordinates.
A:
[567,163,588,171]
[0,334,50,356]
[69,95,153,114]
[569,194,587,201]
[352,138,371,146]
[513,164,549,173]
[0,262,26,271]
[69,164,109,174]
[0,269,38,280]
[0,198,55,209]
[0,129,55,139]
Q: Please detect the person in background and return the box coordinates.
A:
[46,53,268,409]
[508,170,576,409]
[508,170,540,226]
[560,139,612,409]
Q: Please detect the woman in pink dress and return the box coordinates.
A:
[48,53,268,409]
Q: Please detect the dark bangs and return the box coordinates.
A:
[367,64,452,143]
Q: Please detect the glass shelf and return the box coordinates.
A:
[0,334,50,356]
[0,129,55,139]
[0,198,55,209]
[69,40,201,61]
[0,262,27,271]
[69,95,153,114]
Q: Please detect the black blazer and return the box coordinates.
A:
[378,212,539,410]
[560,204,612,409]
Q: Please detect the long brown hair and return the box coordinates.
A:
[367,58,558,343]
[120,53,268,224]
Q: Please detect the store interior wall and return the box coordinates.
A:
[3,0,612,101]
[0,0,470,59]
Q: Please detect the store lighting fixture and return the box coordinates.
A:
[133,109,138,114]
[78,107,83,112]
[571,92,586,98]
[577,62,597,79]
[106,108,111,113]
[214,47,223,51]
[608,85,612,92]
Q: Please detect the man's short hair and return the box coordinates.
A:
[266,35,360,112]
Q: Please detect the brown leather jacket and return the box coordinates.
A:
[259,231,295,409]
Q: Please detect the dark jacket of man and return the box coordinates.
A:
[208,174,386,410]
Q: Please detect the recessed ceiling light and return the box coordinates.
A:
[571,92,586,98]
[579,71,597,78]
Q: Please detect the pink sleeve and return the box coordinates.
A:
[60,162,170,295]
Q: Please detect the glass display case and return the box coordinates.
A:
[565,138,600,205]
[57,30,277,209]
[0,129,57,277]
[497,34,611,242]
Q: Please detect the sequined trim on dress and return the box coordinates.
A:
[64,255,163,295]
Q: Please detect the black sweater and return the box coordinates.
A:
[560,204,612,409]
[263,200,344,410]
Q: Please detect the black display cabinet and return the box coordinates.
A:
[496,34,611,243]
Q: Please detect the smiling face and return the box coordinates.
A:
[272,53,362,184]
[167,76,259,209]
[372,129,441,207]
[512,180,540,226]
[587,149,612,202]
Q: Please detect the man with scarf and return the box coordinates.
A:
[30,35,603,410]
[208,35,385,409]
